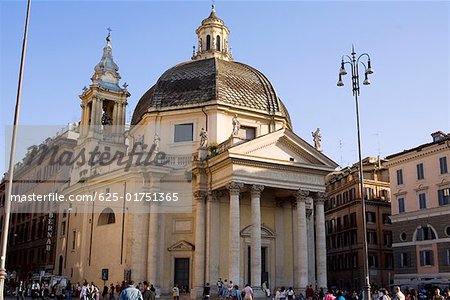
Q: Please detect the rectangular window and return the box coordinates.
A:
[398,197,405,213]
[364,187,374,200]
[366,211,376,223]
[351,230,357,245]
[417,163,425,180]
[343,215,349,229]
[337,217,342,231]
[349,188,356,200]
[381,189,390,201]
[397,169,404,185]
[419,250,434,266]
[350,213,357,227]
[447,249,450,265]
[400,252,408,267]
[419,193,427,209]
[72,230,76,250]
[383,231,392,247]
[368,254,378,268]
[174,123,193,142]
[440,157,448,174]
[368,231,377,245]
[385,254,393,269]
[239,126,256,140]
[438,188,450,206]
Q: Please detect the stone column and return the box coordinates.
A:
[147,179,161,285]
[294,189,309,292]
[307,207,316,288]
[315,192,327,289]
[206,191,221,286]
[89,99,97,137]
[227,182,243,284]
[251,185,264,288]
[117,103,124,141]
[80,104,87,137]
[193,191,207,299]
[275,200,286,287]
[111,102,118,140]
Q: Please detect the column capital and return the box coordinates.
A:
[251,185,265,196]
[315,192,327,204]
[227,181,244,196]
[207,190,222,202]
[193,190,207,202]
[294,189,309,202]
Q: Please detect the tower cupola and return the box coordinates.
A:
[192,5,232,61]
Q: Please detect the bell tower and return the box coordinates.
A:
[78,31,129,144]
[72,32,130,184]
[192,5,232,61]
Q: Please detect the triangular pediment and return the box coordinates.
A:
[167,240,195,252]
[228,128,337,169]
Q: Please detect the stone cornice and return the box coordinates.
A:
[385,141,450,168]
[391,204,450,222]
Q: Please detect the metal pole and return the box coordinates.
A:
[355,90,371,300]
[0,0,31,298]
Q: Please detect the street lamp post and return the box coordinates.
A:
[0,0,31,298]
[337,46,374,300]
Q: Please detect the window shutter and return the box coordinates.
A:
[438,190,444,206]
[420,251,424,266]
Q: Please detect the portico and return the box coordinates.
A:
[191,128,337,296]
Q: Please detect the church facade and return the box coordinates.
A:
[55,6,337,297]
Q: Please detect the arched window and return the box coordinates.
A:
[98,208,115,226]
[216,35,221,51]
[415,225,437,241]
[206,35,211,50]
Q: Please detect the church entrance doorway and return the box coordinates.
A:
[246,246,268,285]
[174,258,190,292]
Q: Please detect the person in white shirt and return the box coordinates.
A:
[31,281,40,300]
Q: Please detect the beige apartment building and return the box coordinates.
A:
[0,124,79,280]
[325,157,393,291]
[385,131,450,287]
[54,5,338,297]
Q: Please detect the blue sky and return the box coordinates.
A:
[1,0,449,172]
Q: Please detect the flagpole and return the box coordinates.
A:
[0,0,31,297]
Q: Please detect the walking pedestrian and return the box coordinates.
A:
[109,283,115,300]
[217,279,224,298]
[433,288,444,300]
[120,281,143,300]
[102,285,109,300]
[172,284,180,300]
[203,283,211,299]
[231,285,242,300]
[16,281,25,300]
[242,284,253,300]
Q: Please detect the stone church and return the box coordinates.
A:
[55,5,337,297]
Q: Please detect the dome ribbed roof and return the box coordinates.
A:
[131,57,291,126]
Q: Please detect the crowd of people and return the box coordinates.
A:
[6,278,450,300]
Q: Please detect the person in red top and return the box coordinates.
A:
[306,285,315,300]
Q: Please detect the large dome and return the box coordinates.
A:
[131,57,292,126]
